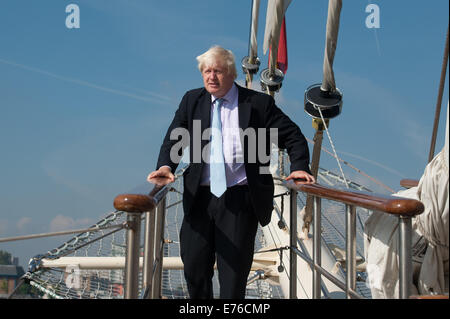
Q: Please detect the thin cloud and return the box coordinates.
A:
[49,215,94,232]
[0,219,8,237]
[16,217,32,234]
[366,0,382,56]
[337,150,406,178]
[115,84,176,104]
[0,57,172,106]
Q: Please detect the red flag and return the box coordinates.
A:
[268,17,288,74]
[277,17,288,74]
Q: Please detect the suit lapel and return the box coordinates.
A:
[198,90,211,155]
[237,84,252,130]
[198,89,211,133]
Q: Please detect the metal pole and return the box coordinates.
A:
[124,213,142,299]
[399,216,412,299]
[345,205,356,299]
[289,189,298,299]
[152,198,166,299]
[428,25,449,163]
[157,198,167,298]
[142,209,156,299]
[313,196,322,299]
[0,224,124,243]
[279,148,285,178]
[291,246,364,299]
[310,128,325,178]
[304,124,325,233]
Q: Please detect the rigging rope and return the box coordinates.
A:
[317,107,349,188]
[305,136,395,193]
[316,108,369,233]
[0,220,125,243]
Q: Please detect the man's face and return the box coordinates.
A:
[201,61,235,98]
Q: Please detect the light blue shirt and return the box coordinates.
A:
[200,83,248,187]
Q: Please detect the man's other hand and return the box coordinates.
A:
[285,170,315,184]
[147,166,175,184]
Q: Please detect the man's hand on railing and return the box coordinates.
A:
[147,166,175,185]
[285,170,316,184]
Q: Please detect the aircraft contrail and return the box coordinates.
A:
[0,57,173,106]
[367,0,381,56]
[337,150,406,178]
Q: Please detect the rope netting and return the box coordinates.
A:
[24,173,283,299]
[26,211,128,299]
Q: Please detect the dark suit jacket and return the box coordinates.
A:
[156,83,311,226]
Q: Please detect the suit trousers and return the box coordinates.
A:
[180,185,259,299]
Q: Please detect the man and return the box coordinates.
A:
[148,46,314,299]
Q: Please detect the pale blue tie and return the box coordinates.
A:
[210,98,227,197]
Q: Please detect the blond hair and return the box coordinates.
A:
[196,46,237,80]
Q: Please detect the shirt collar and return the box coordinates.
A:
[211,82,237,104]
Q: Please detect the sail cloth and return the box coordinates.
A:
[268,17,288,73]
[321,0,342,92]
[263,0,291,74]
[277,18,288,73]
[364,102,449,298]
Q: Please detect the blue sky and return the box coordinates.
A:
[0,0,448,268]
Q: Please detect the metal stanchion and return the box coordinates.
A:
[124,212,142,299]
[313,196,322,299]
[151,199,167,299]
[289,189,298,299]
[142,209,156,299]
[399,216,413,299]
[346,205,356,298]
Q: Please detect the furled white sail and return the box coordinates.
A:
[249,0,261,60]
[321,0,342,92]
[263,0,291,72]
[414,101,449,295]
[364,102,449,298]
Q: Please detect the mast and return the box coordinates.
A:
[428,24,449,163]
[302,0,344,234]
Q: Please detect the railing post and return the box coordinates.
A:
[313,196,322,299]
[399,216,412,299]
[142,208,156,299]
[124,212,142,299]
[289,189,298,299]
[151,198,166,299]
[282,181,424,300]
[279,149,286,178]
[345,205,356,299]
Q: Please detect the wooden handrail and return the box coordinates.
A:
[113,194,156,213]
[400,179,419,189]
[284,181,424,217]
[113,177,172,213]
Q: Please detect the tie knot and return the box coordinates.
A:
[214,98,224,107]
